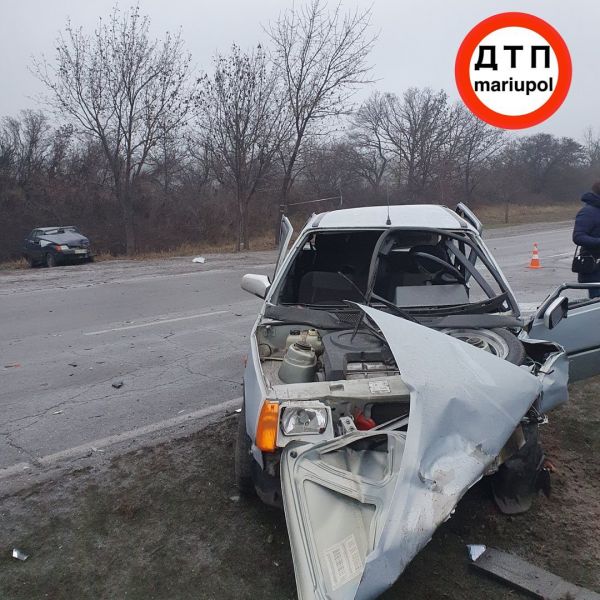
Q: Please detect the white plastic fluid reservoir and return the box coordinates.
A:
[305,329,324,355]
[286,329,323,355]
[279,342,317,383]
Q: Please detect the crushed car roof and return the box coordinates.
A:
[36,226,76,231]
[311,205,472,231]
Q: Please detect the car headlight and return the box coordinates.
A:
[56,244,69,251]
[280,406,328,435]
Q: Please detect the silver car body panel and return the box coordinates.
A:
[281,305,564,600]
[528,284,600,382]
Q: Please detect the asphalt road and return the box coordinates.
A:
[0,222,577,474]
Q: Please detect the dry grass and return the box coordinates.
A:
[122,234,276,262]
[478,203,579,228]
[0,257,28,270]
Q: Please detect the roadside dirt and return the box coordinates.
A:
[1,378,598,600]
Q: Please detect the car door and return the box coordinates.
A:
[281,306,543,600]
[528,283,600,382]
[25,230,41,260]
[274,216,293,276]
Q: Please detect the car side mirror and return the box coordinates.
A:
[543,296,568,330]
[241,274,270,299]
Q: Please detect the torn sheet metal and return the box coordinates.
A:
[281,306,543,600]
[520,337,569,413]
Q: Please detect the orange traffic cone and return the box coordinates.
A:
[528,242,542,269]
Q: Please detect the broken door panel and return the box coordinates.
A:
[529,284,600,382]
[281,307,543,600]
[520,338,569,413]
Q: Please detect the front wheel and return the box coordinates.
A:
[45,253,57,268]
[234,403,256,495]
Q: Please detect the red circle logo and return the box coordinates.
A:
[455,13,572,129]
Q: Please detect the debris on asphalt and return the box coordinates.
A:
[112,381,124,389]
[469,546,600,599]
[12,548,28,561]
[234,408,242,413]
[4,363,21,368]
[192,256,206,264]
[466,544,487,561]
[91,447,105,454]
[52,410,63,415]
[229,495,240,502]
[68,363,78,367]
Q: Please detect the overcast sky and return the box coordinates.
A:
[1,0,598,138]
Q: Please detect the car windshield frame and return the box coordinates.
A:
[270,226,519,317]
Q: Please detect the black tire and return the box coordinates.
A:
[45,253,57,268]
[491,328,527,365]
[235,402,256,495]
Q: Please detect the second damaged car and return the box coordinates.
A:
[22,226,93,267]
[237,204,600,599]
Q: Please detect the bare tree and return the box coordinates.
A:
[583,127,600,171]
[267,0,375,230]
[201,44,287,251]
[381,88,452,200]
[442,104,505,200]
[0,111,51,185]
[515,133,585,195]
[33,6,196,253]
[348,92,391,191]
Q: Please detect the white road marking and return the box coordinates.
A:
[544,252,571,259]
[0,397,242,480]
[84,310,228,335]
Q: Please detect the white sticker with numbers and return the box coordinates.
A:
[368,380,391,394]
[323,534,363,591]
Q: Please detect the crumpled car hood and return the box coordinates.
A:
[281,306,545,600]
[40,233,89,246]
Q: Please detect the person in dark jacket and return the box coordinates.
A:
[573,181,600,298]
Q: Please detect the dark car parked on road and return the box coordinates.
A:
[22,226,93,267]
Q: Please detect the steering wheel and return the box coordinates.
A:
[410,251,466,284]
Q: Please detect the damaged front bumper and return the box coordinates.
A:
[280,306,568,600]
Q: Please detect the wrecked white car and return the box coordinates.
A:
[236,204,600,599]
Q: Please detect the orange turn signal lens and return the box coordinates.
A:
[255,401,279,453]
